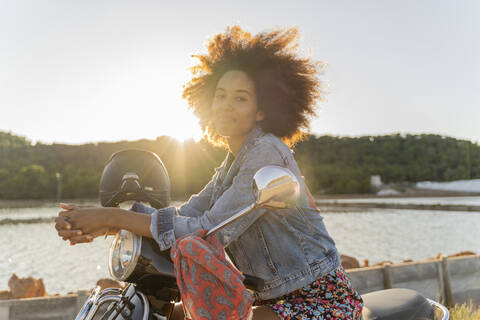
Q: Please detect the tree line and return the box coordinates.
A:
[0,131,478,200]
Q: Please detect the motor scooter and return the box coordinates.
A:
[75,165,450,320]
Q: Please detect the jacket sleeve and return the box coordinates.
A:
[130,174,216,251]
[129,202,176,250]
[130,202,157,214]
[176,176,216,217]
[150,141,284,250]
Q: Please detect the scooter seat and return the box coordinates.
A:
[362,288,434,320]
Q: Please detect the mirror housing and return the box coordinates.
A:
[253,165,300,209]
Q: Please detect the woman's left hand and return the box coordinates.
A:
[57,204,117,245]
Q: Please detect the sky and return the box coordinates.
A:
[1,0,479,145]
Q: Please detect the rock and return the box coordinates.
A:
[433,251,476,260]
[340,254,360,269]
[372,260,393,267]
[448,251,476,258]
[8,273,46,299]
[402,259,413,263]
[0,290,12,300]
[96,278,124,291]
[363,259,369,267]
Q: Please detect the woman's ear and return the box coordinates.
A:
[256,110,265,122]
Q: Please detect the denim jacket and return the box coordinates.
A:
[133,126,340,300]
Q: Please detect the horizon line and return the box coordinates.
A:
[1,130,478,146]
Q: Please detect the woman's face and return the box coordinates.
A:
[212,70,264,139]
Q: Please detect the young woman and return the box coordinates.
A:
[55,26,363,319]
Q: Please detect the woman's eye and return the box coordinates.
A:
[214,94,247,102]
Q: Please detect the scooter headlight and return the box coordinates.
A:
[108,230,142,281]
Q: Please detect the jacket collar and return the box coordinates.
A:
[219,126,265,189]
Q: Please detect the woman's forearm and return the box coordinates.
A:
[106,208,153,238]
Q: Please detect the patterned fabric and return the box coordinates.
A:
[255,265,363,319]
[170,230,253,320]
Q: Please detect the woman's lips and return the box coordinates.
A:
[217,115,236,123]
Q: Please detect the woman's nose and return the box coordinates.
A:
[218,97,234,111]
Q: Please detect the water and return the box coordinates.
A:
[324,208,480,264]
[0,198,479,295]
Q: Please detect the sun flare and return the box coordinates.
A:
[161,103,203,142]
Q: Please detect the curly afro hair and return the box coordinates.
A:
[182,26,326,148]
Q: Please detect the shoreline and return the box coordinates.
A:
[317,201,480,212]
[315,190,480,200]
[0,198,99,209]
[1,191,479,207]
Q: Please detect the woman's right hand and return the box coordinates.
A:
[55,203,94,245]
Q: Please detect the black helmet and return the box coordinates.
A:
[99,149,171,209]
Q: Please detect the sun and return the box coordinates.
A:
[162,103,203,142]
[136,67,204,143]
[170,123,203,142]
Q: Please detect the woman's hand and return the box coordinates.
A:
[56,203,153,245]
[55,203,90,245]
[56,203,118,245]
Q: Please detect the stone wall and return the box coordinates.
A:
[0,255,478,319]
[0,291,88,320]
[348,255,480,307]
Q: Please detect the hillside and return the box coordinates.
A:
[0,131,479,199]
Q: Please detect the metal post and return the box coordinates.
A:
[436,259,446,304]
[383,264,393,289]
[56,172,62,202]
[441,257,453,308]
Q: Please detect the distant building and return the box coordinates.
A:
[377,188,400,196]
[370,175,383,188]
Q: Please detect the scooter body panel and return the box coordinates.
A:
[362,288,435,320]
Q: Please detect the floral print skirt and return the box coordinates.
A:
[255,265,363,319]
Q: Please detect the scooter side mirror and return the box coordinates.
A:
[206,166,299,237]
[253,165,300,209]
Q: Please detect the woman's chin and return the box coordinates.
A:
[214,124,234,137]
